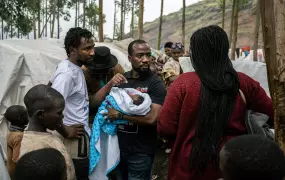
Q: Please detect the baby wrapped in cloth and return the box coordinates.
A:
[89,87,152,180]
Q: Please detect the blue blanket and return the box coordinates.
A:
[89,95,128,177]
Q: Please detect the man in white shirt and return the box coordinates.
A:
[49,27,95,180]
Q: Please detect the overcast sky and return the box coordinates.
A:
[60,0,201,38]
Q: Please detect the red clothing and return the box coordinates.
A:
[158,72,274,180]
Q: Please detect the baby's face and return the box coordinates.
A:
[128,94,144,105]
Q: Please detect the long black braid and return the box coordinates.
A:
[189,25,240,173]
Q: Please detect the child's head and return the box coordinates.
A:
[14,148,66,180]
[24,84,65,131]
[171,42,184,61]
[128,94,145,106]
[164,42,173,57]
[219,135,285,180]
[4,105,28,129]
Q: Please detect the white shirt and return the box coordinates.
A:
[50,59,90,135]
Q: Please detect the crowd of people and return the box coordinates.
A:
[1,25,285,180]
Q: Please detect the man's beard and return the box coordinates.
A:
[133,66,150,78]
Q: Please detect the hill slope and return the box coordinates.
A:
[129,0,260,50]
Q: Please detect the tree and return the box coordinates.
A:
[1,18,3,39]
[45,0,48,37]
[138,0,144,39]
[37,0,41,38]
[222,0,226,29]
[253,0,260,61]
[85,2,105,35]
[83,0,86,28]
[157,0,164,49]
[120,0,124,40]
[129,0,139,38]
[229,0,236,44]
[113,0,118,39]
[182,0,186,45]
[230,0,239,60]
[0,0,33,39]
[260,0,285,151]
[57,0,60,39]
[50,0,56,38]
[98,0,103,42]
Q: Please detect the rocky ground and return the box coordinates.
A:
[152,148,169,180]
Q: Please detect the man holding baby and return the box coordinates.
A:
[92,39,166,180]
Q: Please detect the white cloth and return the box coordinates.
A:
[50,59,90,135]
[109,87,152,115]
[0,141,10,180]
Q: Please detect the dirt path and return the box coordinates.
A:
[152,148,169,180]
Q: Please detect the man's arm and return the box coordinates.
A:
[123,104,162,125]
[106,104,162,126]
[90,73,127,109]
[90,82,113,109]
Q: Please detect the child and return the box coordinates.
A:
[4,105,28,178]
[128,93,145,106]
[14,148,67,180]
[219,135,285,180]
[19,84,76,180]
[162,42,184,88]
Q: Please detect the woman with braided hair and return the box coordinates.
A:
[157,25,274,180]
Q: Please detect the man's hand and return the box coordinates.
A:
[65,124,85,139]
[108,73,127,86]
[105,107,120,121]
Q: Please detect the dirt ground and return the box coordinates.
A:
[152,148,169,180]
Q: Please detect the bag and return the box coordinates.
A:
[239,90,274,140]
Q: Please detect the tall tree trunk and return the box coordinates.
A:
[10,23,12,38]
[1,18,3,40]
[222,0,226,29]
[75,0,78,27]
[17,24,19,39]
[229,0,236,44]
[260,0,285,151]
[98,0,104,42]
[113,1,117,39]
[230,0,239,60]
[38,0,41,38]
[33,14,37,39]
[51,3,56,38]
[42,0,45,32]
[138,0,144,39]
[157,0,164,49]
[182,0,185,46]
[120,0,124,40]
[83,0,86,28]
[130,0,134,38]
[78,1,80,27]
[253,0,260,62]
[40,14,51,37]
[123,2,126,36]
[57,0,60,39]
[45,0,48,37]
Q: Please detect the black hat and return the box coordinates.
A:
[85,46,118,71]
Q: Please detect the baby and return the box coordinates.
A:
[127,93,145,106]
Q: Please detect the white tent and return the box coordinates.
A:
[0,39,132,157]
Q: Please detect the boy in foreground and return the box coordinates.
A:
[19,84,76,180]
